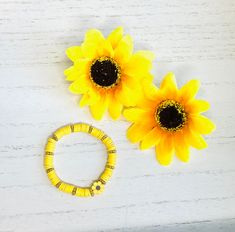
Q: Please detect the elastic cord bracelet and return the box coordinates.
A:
[44,123,117,197]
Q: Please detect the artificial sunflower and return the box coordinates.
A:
[91,180,104,195]
[64,27,154,120]
[123,72,216,165]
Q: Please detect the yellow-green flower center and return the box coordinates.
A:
[90,57,121,88]
[156,100,187,132]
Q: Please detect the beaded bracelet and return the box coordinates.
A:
[44,123,117,197]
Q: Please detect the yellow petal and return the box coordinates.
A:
[123,75,141,90]
[155,137,174,166]
[187,130,208,149]
[113,35,133,66]
[81,29,105,59]
[175,144,190,162]
[69,76,89,94]
[136,80,162,109]
[81,42,98,59]
[142,79,160,101]
[186,100,210,114]
[79,89,100,107]
[89,95,109,120]
[108,95,123,120]
[160,72,178,98]
[140,127,161,150]
[123,107,150,122]
[190,115,216,134]
[66,46,83,62]
[72,58,91,80]
[107,26,123,49]
[84,29,104,45]
[79,94,91,107]
[123,51,153,79]
[127,123,154,143]
[179,80,200,103]
[174,133,190,162]
[160,72,177,90]
[64,66,79,81]
[134,50,155,61]
[97,39,114,57]
[115,82,137,106]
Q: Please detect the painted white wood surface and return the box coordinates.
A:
[0,0,235,231]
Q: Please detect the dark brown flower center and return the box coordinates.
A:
[90,57,120,88]
[156,100,186,131]
[96,185,101,190]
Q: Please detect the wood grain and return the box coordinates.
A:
[0,0,235,231]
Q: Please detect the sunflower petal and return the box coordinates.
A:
[66,46,83,62]
[140,127,161,150]
[97,40,114,57]
[79,94,91,107]
[108,94,123,120]
[81,42,98,59]
[114,35,133,66]
[74,58,91,75]
[186,100,210,114]
[134,50,155,61]
[123,51,153,78]
[123,108,149,122]
[115,82,137,106]
[142,79,160,100]
[127,123,154,143]
[160,72,177,90]
[89,95,109,120]
[107,26,123,49]
[190,115,216,134]
[155,137,174,166]
[84,29,104,45]
[81,29,105,59]
[179,79,200,103]
[69,76,89,94]
[173,132,190,162]
[175,144,190,162]
[160,72,178,98]
[79,89,100,107]
[64,66,79,81]
[124,75,141,90]
[187,130,208,149]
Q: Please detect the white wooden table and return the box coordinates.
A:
[0,0,235,231]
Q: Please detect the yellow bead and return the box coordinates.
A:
[44,155,54,168]
[58,182,67,191]
[100,175,109,182]
[47,169,56,178]
[107,153,116,164]
[63,125,72,134]
[63,183,74,194]
[90,127,100,137]
[100,169,113,182]
[50,175,61,186]
[104,141,115,150]
[45,140,56,152]
[94,128,105,139]
[73,123,82,132]
[81,123,89,132]
[104,168,113,176]
[76,188,85,197]
[54,125,71,140]
[83,188,91,197]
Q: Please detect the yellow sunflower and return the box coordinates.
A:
[123,72,216,165]
[64,27,154,120]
